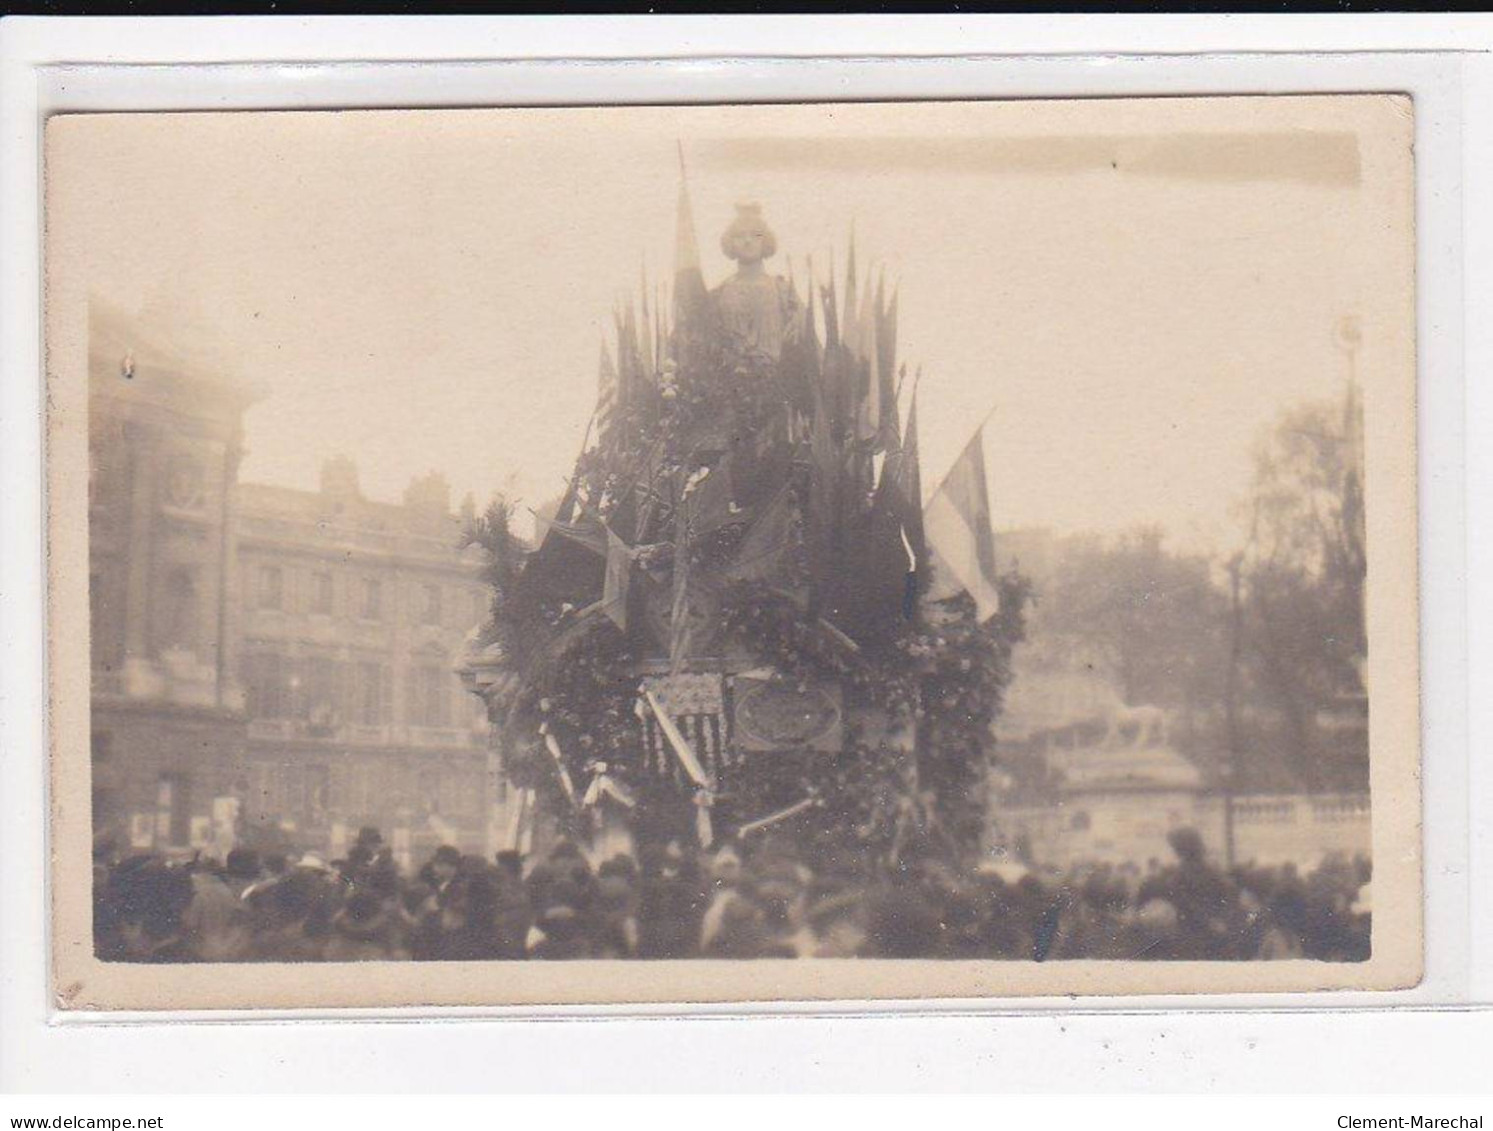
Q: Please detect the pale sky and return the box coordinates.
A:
[53,99,1405,558]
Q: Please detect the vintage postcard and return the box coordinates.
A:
[45,95,1420,1010]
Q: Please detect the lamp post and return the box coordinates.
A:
[1223,551,1244,871]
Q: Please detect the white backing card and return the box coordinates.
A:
[1,13,1488,1093]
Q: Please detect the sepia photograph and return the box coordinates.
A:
[43,95,1421,1009]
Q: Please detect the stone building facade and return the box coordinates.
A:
[89,303,258,856]
[89,305,491,866]
[235,462,491,865]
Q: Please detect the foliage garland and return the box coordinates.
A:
[461,219,1033,867]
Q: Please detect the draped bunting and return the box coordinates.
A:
[638,672,731,795]
[668,491,693,676]
[724,481,800,588]
[640,710,733,780]
[643,684,717,848]
[601,527,634,630]
[532,510,608,557]
[643,687,714,789]
[540,726,578,807]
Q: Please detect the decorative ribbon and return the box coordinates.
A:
[817,617,862,658]
[693,788,715,849]
[581,762,637,809]
[540,724,578,807]
[516,788,536,855]
[500,783,528,850]
[737,793,822,839]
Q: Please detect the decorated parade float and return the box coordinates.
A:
[461,168,1028,876]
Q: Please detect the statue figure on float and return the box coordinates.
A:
[711,203,799,365]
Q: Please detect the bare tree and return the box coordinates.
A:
[1238,383,1368,790]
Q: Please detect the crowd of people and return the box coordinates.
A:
[93,827,1371,964]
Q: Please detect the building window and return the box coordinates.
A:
[306,765,330,826]
[157,772,193,847]
[285,660,310,720]
[414,664,450,728]
[257,565,284,610]
[91,731,112,763]
[418,769,440,814]
[349,764,374,818]
[244,653,290,719]
[355,662,385,726]
[162,566,199,650]
[421,583,443,625]
[1070,810,1092,832]
[360,578,382,621]
[305,656,340,730]
[311,571,334,615]
[246,763,280,825]
[438,772,458,816]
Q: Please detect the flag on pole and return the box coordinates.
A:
[924,421,1000,620]
[673,145,707,337]
[835,450,913,633]
[876,281,901,452]
[807,353,842,605]
[780,255,820,418]
[621,299,641,383]
[686,454,740,539]
[725,481,800,588]
[898,377,926,565]
[601,527,634,630]
[855,271,880,443]
[639,266,655,378]
[668,491,692,674]
[842,225,860,354]
[595,340,619,450]
[531,510,608,557]
[614,302,641,442]
[655,280,666,376]
[821,254,840,352]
